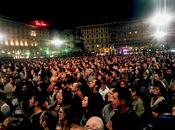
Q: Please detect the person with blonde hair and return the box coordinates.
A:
[85,116,104,130]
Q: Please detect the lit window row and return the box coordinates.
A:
[2,40,38,46]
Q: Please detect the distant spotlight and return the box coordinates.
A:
[150,12,172,26]
[51,39,64,46]
[154,31,166,39]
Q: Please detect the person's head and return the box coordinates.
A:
[85,116,104,130]
[69,82,79,92]
[153,69,162,81]
[56,89,72,105]
[56,89,63,104]
[118,80,127,88]
[78,84,91,98]
[112,70,120,78]
[88,78,97,89]
[39,110,57,130]
[70,124,85,130]
[120,72,126,79]
[29,94,45,109]
[165,68,173,76]
[82,96,88,108]
[58,105,73,124]
[106,88,117,103]
[3,117,25,130]
[76,72,83,79]
[172,106,175,116]
[129,85,140,100]
[85,68,93,78]
[109,87,132,109]
[152,80,166,96]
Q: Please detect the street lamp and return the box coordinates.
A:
[150,12,172,39]
[150,12,172,26]
[149,0,173,50]
[51,39,64,46]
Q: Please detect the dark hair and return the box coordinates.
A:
[129,85,141,96]
[32,93,46,108]
[67,76,76,85]
[62,105,74,126]
[0,92,6,101]
[61,89,72,105]
[79,84,91,97]
[40,110,57,130]
[153,80,167,95]
[114,87,132,107]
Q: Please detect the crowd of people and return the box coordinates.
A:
[0,52,175,130]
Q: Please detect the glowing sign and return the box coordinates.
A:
[32,20,48,27]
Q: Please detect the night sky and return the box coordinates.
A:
[0,0,154,30]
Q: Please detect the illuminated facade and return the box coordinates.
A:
[0,16,50,58]
[76,20,154,55]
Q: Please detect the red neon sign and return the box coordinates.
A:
[32,20,48,27]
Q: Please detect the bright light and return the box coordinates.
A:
[154,31,167,39]
[64,49,68,52]
[46,48,50,55]
[150,12,172,26]
[0,33,6,41]
[0,35,3,40]
[149,10,173,41]
[51,39,64,46]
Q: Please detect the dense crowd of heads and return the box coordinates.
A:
[0,52,175,130]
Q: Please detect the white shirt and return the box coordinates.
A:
[99,86,110,100]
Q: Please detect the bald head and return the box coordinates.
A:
[85,116,104,130]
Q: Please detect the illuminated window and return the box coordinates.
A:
[5,41,8,45]
[20,41,23,46]
[11,40,14,46]
[15,40,19,46]
[30,30,36,37]
[25,41,28,46]
[25,43,28,46]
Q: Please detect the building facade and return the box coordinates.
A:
[76,20,156,55]
[0,16,50,58]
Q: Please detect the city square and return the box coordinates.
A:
[0,0,175,130]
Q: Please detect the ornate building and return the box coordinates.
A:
[76,19,154,55]
[0,16,50,58]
